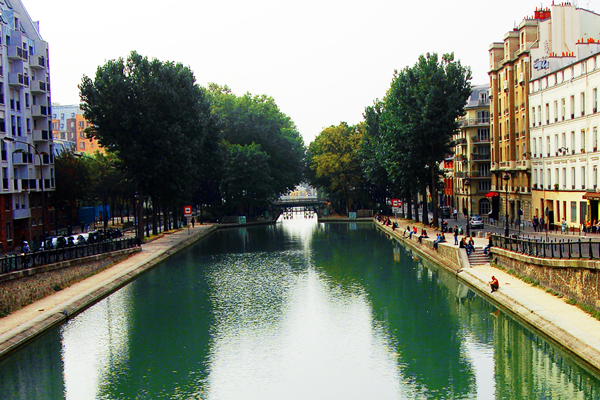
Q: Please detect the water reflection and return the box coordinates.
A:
[0,217,600,399]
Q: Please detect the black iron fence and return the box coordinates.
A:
[490,234,600,260]
[0,237,140,275]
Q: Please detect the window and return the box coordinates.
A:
[571,131,576,151]
[571,202,577,222]
[595,127,598,150]
[572,167,576,189]
[582,166,586,189]
[581,129,586,151]
[555,134,558,153]
[562,132,566,149]
[581,92,586,116]
[533,138,537,155]
[531,107,536,126]
[571,95,575,118]
[545,103,549,124]
[80,142,85,150]
[595,166,598,188]
[538,106,542,125]
[561,98,566,120]
[554,101,558,122]
[594,88,598,113]
[562,167,566,189]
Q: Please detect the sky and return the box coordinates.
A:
[21,0,600,145]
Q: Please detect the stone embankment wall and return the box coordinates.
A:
[0,248,140,316]
[491,248,600,311]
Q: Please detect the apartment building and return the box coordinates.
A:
[0,0,53,249]
[530,43,600,229]
[489,3,600,226]
[453,84,492,218]
[52,104,103,155]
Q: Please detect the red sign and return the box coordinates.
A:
[184,206,192,216]
[391,199,400,207]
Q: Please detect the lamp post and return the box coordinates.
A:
[3,137,47,242]
[503,172,510,236]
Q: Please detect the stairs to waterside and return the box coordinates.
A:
[468,249,490,267]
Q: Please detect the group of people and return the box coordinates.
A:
[532,215,546,232]
[433,233,446,250]
[458,236,476,255]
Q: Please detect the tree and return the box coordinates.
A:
[366,53,471,226]
[307,122,366,213]
[80,51,220,238]
[220,142,273,216]
[54,151,90,235]
[207,84,305,200]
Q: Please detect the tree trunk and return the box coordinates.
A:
[430,165,439,229]
[152,196,158,236]
[412,191,419,223]
[421,186,428,225]
[163,202,169,233]
[136,190,144,241]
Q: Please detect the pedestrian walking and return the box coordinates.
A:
[454,227,458,245]
[191,217,195,228]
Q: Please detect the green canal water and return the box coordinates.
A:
[1,219,600,399]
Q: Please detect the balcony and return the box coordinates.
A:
[32,105,49,117]
[12,152,32,165]
[7,45,27,61]
[29,55,46,69]
[515,160,531,170]
[13,207,30,220]
[471,153,491,161]
[30,79,47,93]
[499,161,516,170]
[33,129,50,141]
[455,171,465,178]
[8,72,27,87]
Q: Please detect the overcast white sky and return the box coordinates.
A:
[21,0,600,145]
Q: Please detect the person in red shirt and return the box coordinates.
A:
[489,276,499,293]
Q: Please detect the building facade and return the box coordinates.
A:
[530,44,600,229]
[52,104,103,155]
[489,4,600,226]
[0,0,53,250]
[454,84,492,218]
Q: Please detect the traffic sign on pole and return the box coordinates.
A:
[184,205,192,216]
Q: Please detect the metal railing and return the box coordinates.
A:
[490,234,600,259]
[0,237,140,275]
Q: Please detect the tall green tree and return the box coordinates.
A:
[367,53,471,226]
[307,122,366,213]
[79,51,220,238]
[220,142,273,216]
[54,150,90,235]
[207,84,305,200]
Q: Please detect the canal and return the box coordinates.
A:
[1,218,600,399]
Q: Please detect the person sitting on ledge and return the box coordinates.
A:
[418,229,428,243]
[489,276,499,293]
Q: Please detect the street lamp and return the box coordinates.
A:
[3,137,47,243]
[503,172,510,236]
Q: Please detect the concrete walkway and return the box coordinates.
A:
[377,217,600,372]
[0,224,217,357]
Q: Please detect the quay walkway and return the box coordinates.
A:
[0,224,217,358]
[375,217,600,373]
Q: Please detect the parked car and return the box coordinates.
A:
[70,234,88,246]
[468,215,484,229]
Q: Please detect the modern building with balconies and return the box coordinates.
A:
[452,84,492,218]
[0,0,54,250]
[488,4,600,226]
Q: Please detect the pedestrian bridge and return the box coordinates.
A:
[274,195,328,208]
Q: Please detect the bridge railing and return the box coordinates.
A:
[490,234,600,259]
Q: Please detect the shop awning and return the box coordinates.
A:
[583,192,600,200]
[484,192,500,198]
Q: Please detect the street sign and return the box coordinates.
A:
[184,205,192,216]
[391,199,400,207]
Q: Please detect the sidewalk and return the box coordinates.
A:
[379,216,600,372]
[0,224,217,357]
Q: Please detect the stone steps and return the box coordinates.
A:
[468,249,490,266]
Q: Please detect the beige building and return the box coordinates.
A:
[489,4,600,226]
[454,84,492,218]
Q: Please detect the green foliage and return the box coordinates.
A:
[207,84,305,198]
[54,150,91,208]
[220,142,273,215]
[79,51,221,209]
[361,52,472,223]
[307,122,366,212]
